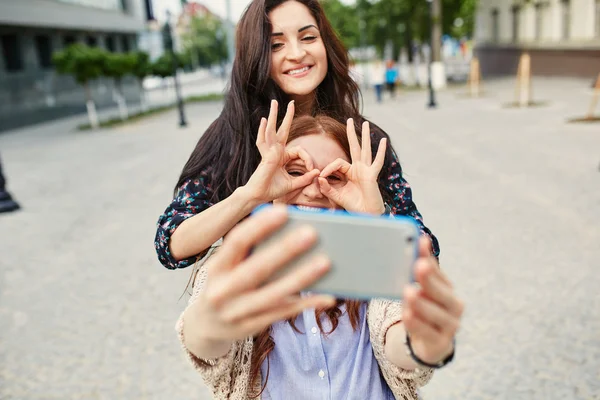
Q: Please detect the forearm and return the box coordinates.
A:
[182,306,233,360]
[384,322,420,370]
[170,186,261,261]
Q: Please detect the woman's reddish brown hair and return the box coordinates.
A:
[250,114,364,397]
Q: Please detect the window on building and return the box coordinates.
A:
[535,4,544,41]
[491,9,500,43]
[34,35,53,69]
[64,35,77,47]
[121,35,130,52]
[511,5,520,42]
[106,36,116,52]
[562,0,570,39]
[143,0,155,21]
[86,36,98,47]
[1,34,23,72]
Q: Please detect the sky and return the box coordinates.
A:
[152,0,355,22]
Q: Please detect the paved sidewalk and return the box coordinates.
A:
[0,77,598,399]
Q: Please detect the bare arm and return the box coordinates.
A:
[169,186,260,262]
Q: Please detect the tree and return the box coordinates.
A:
[131,51,152,112]
[151,52,184,78]
[321,0,360,51]
[52,44,105,129]
[101,52,137,121]
[181,14,228,68]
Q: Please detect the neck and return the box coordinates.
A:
[290,92,315,115]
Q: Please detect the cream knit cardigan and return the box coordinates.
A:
[177,252,433,400]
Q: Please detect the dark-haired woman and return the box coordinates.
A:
[154,0,439,270]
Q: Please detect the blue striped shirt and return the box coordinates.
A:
[260,302,395,400]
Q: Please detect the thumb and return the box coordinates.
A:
[289,169,320,191]
[418,236,433,258]
[318,177,343,204]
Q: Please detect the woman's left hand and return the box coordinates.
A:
[318,118,387,215]
[402,238,464,365]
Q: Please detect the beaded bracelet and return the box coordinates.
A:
[404,333,455,369]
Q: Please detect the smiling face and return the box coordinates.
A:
[268,1,328,108]
[274,133,349,210]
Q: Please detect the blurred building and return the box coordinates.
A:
[0,0,151,132]
[474,0,600,78]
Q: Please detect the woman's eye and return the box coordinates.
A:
[302,35,317,42]
[288,171,304,177]
[271,43,284,50]
[327,175,342,182]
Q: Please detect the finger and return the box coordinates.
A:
[361,121,372,164]
[286,146,314,171]
[277,101,295,145]
[415,261,463,318]
[265,100,279,145]
[221,224,319,298]
[372,138,387,172]
[404,286,460,337]
[418,237,452,287]
[240,294,336,335]
[212,205,289,270]
[256,117,267,152]
[419,236,434,258]
[221,255,332,322]
[402,307,440,344]
[289,170,320,192]
[346,118,361,163]
[318,177,342,204]
[320,158,351,179]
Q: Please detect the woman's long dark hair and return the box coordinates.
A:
[175,0,372,201]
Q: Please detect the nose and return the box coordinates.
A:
[302,177,323,199]
[285,40,307,62]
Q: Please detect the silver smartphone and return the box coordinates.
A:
[252,205,419,300]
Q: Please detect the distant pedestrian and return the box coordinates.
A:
[0,154,20,214]
[370,60,385,103]
[385,60,399,98]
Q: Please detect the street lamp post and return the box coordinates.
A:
[426,0,437,109]
[163,11,187,127]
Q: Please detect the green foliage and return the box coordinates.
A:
[52,43,105,84]
[101,52,137,84]
[181,14,228,67]
[322,0,477,60]
[321,0,360,50]
[151,52,184,78]
[131,51,152,80]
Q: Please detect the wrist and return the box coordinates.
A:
[404,333,455,369]
[183,305,232,360]
[233,185,262,215]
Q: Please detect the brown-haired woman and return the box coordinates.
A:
[178,114,463,399]
[154,0,440,272]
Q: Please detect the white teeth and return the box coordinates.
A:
[287,66,310,75]
[296,205,324,212]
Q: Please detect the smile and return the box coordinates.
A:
[286,66,312,76]
[294,205,327,212]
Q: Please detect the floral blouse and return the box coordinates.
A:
[155,156,440,270]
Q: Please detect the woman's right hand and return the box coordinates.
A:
[183,206,335,355]
[244,100,320,204]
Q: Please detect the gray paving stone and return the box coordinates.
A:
[0,77,598,399]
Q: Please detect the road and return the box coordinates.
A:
[0,77,598,399]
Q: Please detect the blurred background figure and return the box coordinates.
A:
[385,60,399,99]
[370,59,386,103]
[0,155,20,214]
